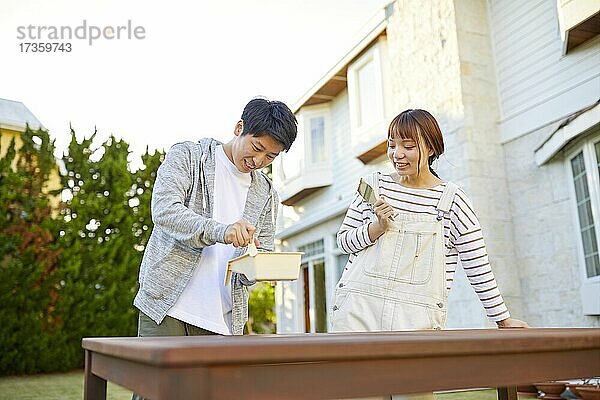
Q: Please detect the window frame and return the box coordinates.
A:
[277,128,304,183]
[276,104,331,184]
[297,239,327,333]
[309,115,326,164]
[301,104,331,169]
[565,127,600,286]
[331,233,349,284]
[347,42,385,147]
[563,124,600,315]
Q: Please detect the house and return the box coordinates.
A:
[0,98,61,208]
[272,0,600,333]
[0,98,44,156]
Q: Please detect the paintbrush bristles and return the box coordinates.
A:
[357,179,377,204]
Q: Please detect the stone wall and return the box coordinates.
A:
[504,125,600,327]
[386,0,524,326]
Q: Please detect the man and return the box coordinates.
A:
[133,98,297,338]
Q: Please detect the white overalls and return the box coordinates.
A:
[330,174,458,400]
[331,173,458,332]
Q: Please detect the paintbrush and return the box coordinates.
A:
[357,178,377,204]
[357,178,397,220]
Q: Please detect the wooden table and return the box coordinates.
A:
[82,328,600,400]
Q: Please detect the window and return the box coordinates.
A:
[332,233,349,283]
[347,40,389,161]
[299,239,324,258]
[356,61,379,129]
[596,140,600,176]
[571,151,600,278]
[348,45,384,140]
[312,260,327,333]
[301,106,330,167]
[566,127,600,314]
[274,105,331,206]
[310,116,325,164]
[335,254,349,283]
[279,126,304,181]
[298,239,327,333]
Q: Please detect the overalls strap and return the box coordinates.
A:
[436,182,459,220]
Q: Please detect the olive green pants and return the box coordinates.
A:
[136,311,218,337]
[132,312,217,400]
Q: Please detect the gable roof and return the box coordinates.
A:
[291,4,392,113]
[534,99,600,165]
[0,98,44,131]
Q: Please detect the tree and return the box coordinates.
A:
[0,127,63,374]
[0,126,166,374]
[246,282,277,334]
[54,130,163,368]
[0,126,280,373]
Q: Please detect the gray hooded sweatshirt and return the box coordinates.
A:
[133,138,278,335]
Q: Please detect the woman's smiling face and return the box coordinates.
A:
[387,136,431,178]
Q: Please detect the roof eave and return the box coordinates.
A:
[292,9,389,114]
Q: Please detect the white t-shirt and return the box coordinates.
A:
[167,145,251,334]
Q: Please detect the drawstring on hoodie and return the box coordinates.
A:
[271,189,275,227]
[200,153,208,213]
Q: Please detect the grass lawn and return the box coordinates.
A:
[437,389,499,399]
[0,370,131,400]
[0,372,514,400]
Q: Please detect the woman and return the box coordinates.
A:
[330,109,527,333]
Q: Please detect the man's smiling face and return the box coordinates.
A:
[230,121,285,173]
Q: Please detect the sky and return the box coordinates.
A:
[0,0,389,167]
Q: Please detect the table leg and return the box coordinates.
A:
[497,387,517,400]
[84,350,107,400]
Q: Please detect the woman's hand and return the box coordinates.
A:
[368,197,395,241]
[496,317,530,329]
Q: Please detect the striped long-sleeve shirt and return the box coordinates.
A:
[336,174,510,323]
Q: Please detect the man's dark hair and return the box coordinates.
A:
[240,98,298,151]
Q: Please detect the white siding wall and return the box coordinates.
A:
[275,90,391,333]
[277,0,517,332]
[279,90,387,228]
[275,0,600,333]
[488,0,600,142]
[489,0,600,327]
[503,125,600,327]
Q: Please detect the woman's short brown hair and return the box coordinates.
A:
[388,109,445,176]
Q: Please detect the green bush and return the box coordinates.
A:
[246,282,276,334]
[0,127,163,375]
[0,127,64,374]
[52,131,163,370]
[0,127,277,374]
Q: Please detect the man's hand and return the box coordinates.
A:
[496,317,530,328]
[224,220,260,248]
